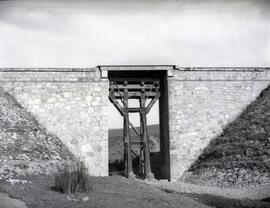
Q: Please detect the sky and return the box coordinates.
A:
[0,0,269,67]
[109,97,160,129]
[0,0,269,128]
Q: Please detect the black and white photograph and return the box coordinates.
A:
[0,0,269,207]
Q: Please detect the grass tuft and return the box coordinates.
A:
[53,161,92,194]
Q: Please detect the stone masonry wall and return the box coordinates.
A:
[168,68,270,181]
[0,68,109,176]
[2,67,270,181]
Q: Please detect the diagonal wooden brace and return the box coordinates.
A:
[145,92,160,114]
[109,91,125,115]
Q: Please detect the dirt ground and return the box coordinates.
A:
[150,180,270,200]
[0,175,209,208]
[0,175,270,208]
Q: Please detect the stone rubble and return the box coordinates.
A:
[0,88,74,182]
[185,86,270,188]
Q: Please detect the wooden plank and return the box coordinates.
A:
[109,77,160,82]
[113,92,157,99]
[109,84,160,90]
[125,108,144,112]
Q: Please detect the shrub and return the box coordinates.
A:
[54,161,91,194]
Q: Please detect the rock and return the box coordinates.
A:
[0,89,75,181]
[66,196,80,202]
[82,196,89,201]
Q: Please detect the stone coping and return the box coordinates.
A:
[0,67,269,72]
[0,68,97,72]
[170,68,270,81]
[175,67,270,72]
[99,65,175,71]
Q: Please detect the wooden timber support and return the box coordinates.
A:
[109,79,160,179]
[123,81,134,178]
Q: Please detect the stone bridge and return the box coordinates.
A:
[1,66,269,181]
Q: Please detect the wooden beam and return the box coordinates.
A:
[109,77,160,82]
[123,81,134,178]
[108,91,125,115]
[145,92,160,114]
[113,92,157,99]
[109,84,160,90]
[140,92,154,179]
[128,121,141,138]
[109,78,160,180]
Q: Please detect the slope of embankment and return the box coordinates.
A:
[185,86,270,188]
[0,88,73,181]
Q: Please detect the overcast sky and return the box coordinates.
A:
[0,0,269,67]
[0,0,269,128]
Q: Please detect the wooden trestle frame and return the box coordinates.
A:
[109,78,160,179]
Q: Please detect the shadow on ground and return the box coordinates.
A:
[0,175,210,208]
[1,175,270,208]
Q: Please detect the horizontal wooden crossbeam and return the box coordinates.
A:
[109,77,160,82]
[131,141,146,144]
[113,92,157,99]
[109,84,159,91]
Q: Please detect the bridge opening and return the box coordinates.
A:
[108,70,170,180]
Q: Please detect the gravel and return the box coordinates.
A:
[186,86,270,188]
[0,88,74,181]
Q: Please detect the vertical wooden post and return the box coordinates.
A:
[139,81,145,175]
[140,92,154,179]
[123,81,134,178]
